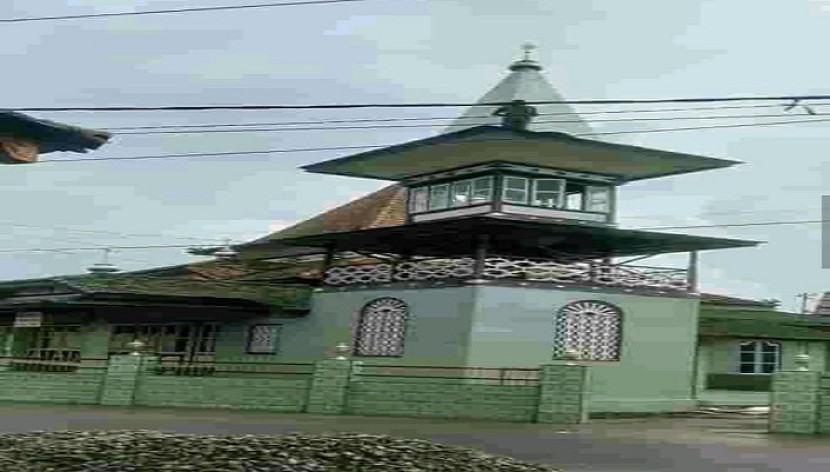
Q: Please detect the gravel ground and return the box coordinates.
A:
[0,430,564,472]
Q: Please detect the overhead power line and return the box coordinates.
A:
[0,218,825,254]
[0,221,240,242]
[639,219,829,230]
[0,0,369,23]
[99,103,810,131]
[42,145,385,163]
[108,113,830,135]
[39,116,830,164]
[11,95,830,112]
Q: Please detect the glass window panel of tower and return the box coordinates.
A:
[450,180,472,207]
[532,179,565,208]
[470,176,493,203]
[502,176,529,204]
[585,186,610,213]
[564,182,585,211]
[428,184,450,211]
[410,187,429,213]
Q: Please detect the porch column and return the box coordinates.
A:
[317,244,337,286]
[79,319,111,372]
[687,251,699,292]
[472,233,490,281]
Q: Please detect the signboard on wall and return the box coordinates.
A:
[14,312,43,328]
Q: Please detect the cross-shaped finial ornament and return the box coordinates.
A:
[521,42,537,60]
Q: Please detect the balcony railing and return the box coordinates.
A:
[324,257,690,291]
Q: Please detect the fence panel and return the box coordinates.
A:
[135,360,315,412]
[347,364,541,422]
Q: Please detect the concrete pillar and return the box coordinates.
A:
[99,354,159,407]
[769,369,821,434]
[536,364,590,424]
[306,358,353,415]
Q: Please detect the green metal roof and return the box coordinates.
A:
[699,306,830,340]
[301,125,741,182]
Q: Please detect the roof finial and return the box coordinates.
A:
[509,43,542,72]
[521,42,537,61]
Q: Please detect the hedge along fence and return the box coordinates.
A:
[0,355,591,424]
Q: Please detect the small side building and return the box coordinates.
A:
[695,294,830,406]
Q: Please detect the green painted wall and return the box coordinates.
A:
[310,286,477,366]
[0,371,105,404]
[213,314,329,363]
[466,286,700,413]
[347,379,538,422]
[134,374,311,412]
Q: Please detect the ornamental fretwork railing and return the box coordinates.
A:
[323,256,690,291]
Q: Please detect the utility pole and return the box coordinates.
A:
[796,292,817,314]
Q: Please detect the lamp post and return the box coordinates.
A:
[333,343,350,360]
[127,339,145,356]
[794,353,811,371]
[563,348,581,365]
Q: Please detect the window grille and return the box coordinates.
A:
[108,323,217,359]
[246,324,282,354]
[353,297,408,357]
[25,325,82,363]
[552,300,622,361]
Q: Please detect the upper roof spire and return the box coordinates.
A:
[444,44,592,135]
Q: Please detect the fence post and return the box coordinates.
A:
[306,344,354,415]
[769,365,821,434]
[536,363,590,424]
[99,354,159,407]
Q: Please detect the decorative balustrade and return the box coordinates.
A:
[324,256,690,291]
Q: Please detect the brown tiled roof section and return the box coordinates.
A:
[270,184,406,240]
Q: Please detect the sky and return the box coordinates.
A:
[0,0,827,312]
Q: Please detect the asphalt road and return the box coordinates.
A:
[0,404,827,471]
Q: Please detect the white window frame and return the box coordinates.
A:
[409,187,429,214]
[736,340,780,374]
[450,180,472,207]
[585,186,611,213]
[246,324,282,355]
[502,176,530,204]
[531,178,565,208]
[428,184,450,211]
[470,176,494,203]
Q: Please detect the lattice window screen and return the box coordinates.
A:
[246,324,282,354]
[552,300,622,361]
[353,298,408,357]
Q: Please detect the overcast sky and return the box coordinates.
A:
[0,0,827,312]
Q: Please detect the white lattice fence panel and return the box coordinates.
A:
[393,258,475,281]
[594,266,689,290]
[324,264,392,285]
[483,258,592,282]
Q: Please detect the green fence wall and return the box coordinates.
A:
[0,370,105,405]
[0,355,591,425]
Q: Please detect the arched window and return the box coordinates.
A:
[353,297,408,357]
[552,300,622,361]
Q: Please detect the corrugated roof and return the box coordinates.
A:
[699,305,830,340]
[446,50,592,135]
[57,277,312,310]
[250,184,406,243]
